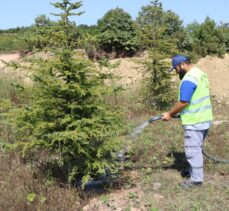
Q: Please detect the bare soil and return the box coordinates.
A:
[1,53,229,102]
[0,53,31,84]
[197,54,229,102]
[0,53,20,64]
[102,57,145,87]
[102,54,229,106]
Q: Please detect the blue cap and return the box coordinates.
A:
[169,55,189,72]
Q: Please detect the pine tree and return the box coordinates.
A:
[137,0,183,50]
[50,0,84,49]
[6,0,123,187]
[185,17,226,57]
[25,1,82,51]
[25,15,55,50]
[219,22,229,52]
[139,0,177,109]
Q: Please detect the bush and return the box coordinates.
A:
[218,22,229,52]
[0,33,28,53]
[97,8,139,57]
[185,17,226,57]
[25,14,80,51]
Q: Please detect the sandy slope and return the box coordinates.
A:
[1,53,229,101]
[0,53,32,85]
[0,53,20,64]
[109,54,229,102]
[197,54,229,101]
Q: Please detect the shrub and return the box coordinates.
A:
[97,8,139,57]
[185,17,226,57]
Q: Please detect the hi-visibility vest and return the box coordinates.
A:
[179,67,213,125]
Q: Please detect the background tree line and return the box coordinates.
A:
[1,1,229,60]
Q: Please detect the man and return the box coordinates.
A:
[162,55,213,189]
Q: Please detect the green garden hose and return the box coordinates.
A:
[146,115,229,164]
[202,149,229,163]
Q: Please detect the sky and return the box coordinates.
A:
[1,0,229,29]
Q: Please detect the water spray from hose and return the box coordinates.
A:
[129,114,229,164]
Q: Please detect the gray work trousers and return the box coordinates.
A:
[184,129,209,182]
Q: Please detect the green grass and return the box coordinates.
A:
[83,85,229,210]
[0,77,17,99]
[128,96,229,210]
[0,71,229,210]
[0,75,82,210]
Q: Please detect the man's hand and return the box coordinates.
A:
[162,112,172,121]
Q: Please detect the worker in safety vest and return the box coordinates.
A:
[162,55,213,189]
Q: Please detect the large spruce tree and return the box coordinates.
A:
[7,0,123,187]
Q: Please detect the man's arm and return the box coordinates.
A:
[169,101,188,116]
[163,77,197,121]
[162,101,188,121]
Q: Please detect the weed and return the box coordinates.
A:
[128,191,138,199]
[101,194,109,205]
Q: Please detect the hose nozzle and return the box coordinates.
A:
[148,115,162,123]
[148,114,180,123]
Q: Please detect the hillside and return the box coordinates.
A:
[1,53,229,102]
[0,53,229,210]
[106,54,229,103]
[197,54,229,102]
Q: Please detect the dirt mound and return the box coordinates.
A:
[197,54,229,102]
[102,57,145,86]
[0,53,20,70]
[109,54,229,102]
[1,53,229,101]
[0,53,32,85]
[0,53,20,63]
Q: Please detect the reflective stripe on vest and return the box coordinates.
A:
[190,95,210,105]
[181,105,212,115]
[179,67,213,125]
